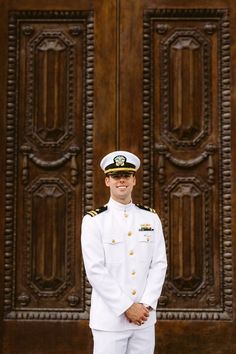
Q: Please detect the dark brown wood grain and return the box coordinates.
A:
[0,0,235,353]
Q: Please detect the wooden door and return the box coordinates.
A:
[119,1,236,353]
[0,1,235,354]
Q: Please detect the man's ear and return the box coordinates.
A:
[105,176,110,187]
[133,175,136,186]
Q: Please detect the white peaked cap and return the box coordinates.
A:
[100,150,141,174]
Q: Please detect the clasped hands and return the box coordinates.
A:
[124,303,150,326]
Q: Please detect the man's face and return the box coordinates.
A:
[105,173,136,204]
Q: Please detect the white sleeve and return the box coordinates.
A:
[81,214,133,316]
[140,214,167,309]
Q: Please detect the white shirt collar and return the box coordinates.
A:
[107,197,133,211]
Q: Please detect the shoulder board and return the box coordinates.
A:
[86,205,107,217]
[135,204,156,214]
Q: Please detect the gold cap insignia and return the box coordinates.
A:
[114,155,126,167]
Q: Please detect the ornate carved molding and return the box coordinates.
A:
[17,293,31,307]
[204,23,217,35]
[25,178,75,298]
[20,144,80,185]
[163,177,212,297]
[160,28,211,148]
[4,10,94,320]
[26,29,76,148]
[155,143,217,184]
[143,8,232,321]
[67,294,80,307]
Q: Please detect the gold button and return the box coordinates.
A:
[131,270,136,276]
[131,290,136,295]
[129,250,134,256]
[128,231,132,237]
[124,213,128,218]
[112,239,116,244]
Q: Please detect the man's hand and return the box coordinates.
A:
[124,303,149,326]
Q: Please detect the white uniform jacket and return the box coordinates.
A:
[81,198,167,331]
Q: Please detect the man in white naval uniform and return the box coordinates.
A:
[81,151,167,354]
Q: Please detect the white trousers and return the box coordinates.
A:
[92,326,155,354]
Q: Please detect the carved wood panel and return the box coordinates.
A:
[0,2,235,354]
[4,11,94,320]
[143,9,233,320]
